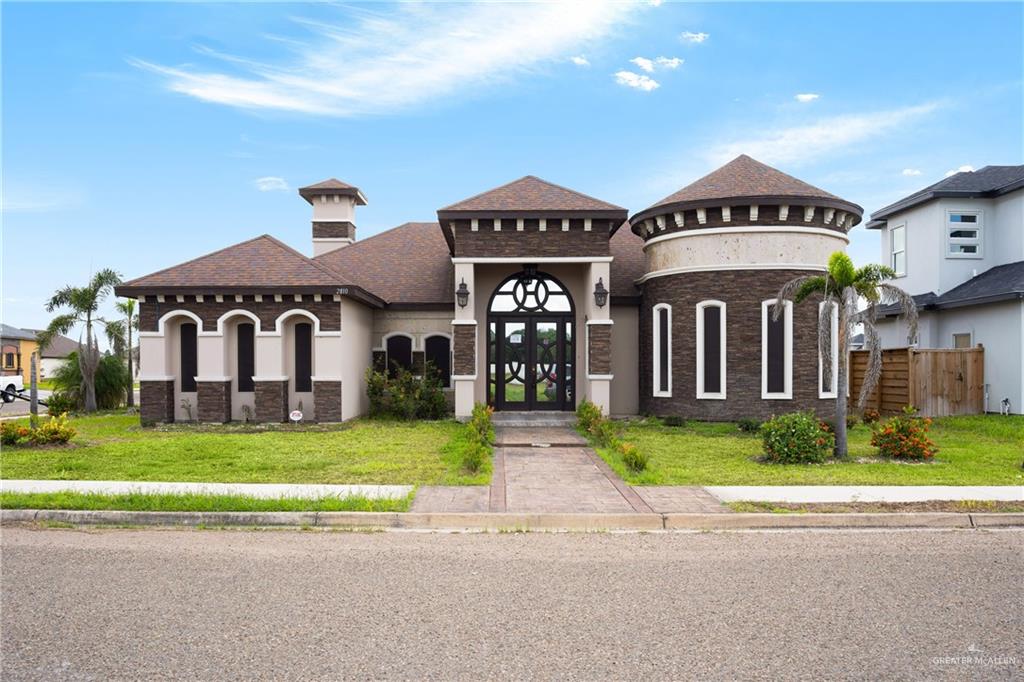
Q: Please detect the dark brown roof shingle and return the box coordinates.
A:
[298,178,367,205]
[439,176,626,213]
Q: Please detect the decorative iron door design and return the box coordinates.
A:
[488,269,575,411]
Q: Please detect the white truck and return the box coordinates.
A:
[2,375,25,403]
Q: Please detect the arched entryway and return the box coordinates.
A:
[487,267,574,411]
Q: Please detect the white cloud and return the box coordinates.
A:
[901,168,922,176]
[630,57,655,73]
[570,55,590,67]
[253,176,289,192]
[707,102,941,166]
[945,165,975,177]
[794,93,820,103]
[680,31,709,44]
[648,0,663,6]
[655,56,683,69]
[132,2,639,117]
[614,70,659,92]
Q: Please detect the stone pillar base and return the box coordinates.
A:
[255,380,288,423]
[197,380,232,423]
[313,380,342,422]
[140,380,175,425]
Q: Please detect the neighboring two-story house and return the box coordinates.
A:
[866,165,1024,414]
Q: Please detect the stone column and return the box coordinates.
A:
[452,262,477,420]
[313,380,342,422]
[255,380,288,423]
[140,380,175,425]
[197,380,232,423]
[585,261,613,415]
[196,333,231,423]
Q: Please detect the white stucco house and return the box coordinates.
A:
[866,165,1024,414]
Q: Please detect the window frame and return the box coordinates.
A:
[695,300,727,400]
[889,223,906,277]
[652,303,672,398]
[818,301,839,399]
[952,332,973,349]
[423,333,452,388]
[383,332,415,378]
[761,299,793,400]
[946,210,983,259]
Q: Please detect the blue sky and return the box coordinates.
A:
[3,1,1022,339]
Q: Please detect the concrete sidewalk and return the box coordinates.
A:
[706,486,1024,503]
[0,479,413,500]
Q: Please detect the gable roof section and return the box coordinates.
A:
[0,323,36,341]
[438,176,627,214]
[631,154,863,224]
[867,165,1024,228]
[116,235,382,306]
[880,260,1024,315]
[315,222,454,306]
[315,220,648,305]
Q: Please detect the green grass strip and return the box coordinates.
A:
[0,490,411,513]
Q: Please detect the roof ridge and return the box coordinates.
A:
[259,233,351,284]
[439,175,625,211]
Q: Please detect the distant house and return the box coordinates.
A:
[26,330,78,378]
[0,323,40,384]
[865,165,1024,414]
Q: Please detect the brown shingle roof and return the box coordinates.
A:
[116,234,361,295]
[632,154,862,222]
[439,176,626,213]
[317,221,647,305]
[298,178,367,205]
[315,223,455,305]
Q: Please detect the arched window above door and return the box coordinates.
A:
[488,267,573,314]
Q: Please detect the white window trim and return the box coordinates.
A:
[951,331,973,349]
[761,299,793,400]
[696,300,726,400]
[652,303,672,397]
[818,302,839,399]
[946,210,983,259]
[889,223,906,277]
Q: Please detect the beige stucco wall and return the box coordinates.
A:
[645,228,847,277]
[609,305,639,415]
[311,195,356,222]
[372,310,452,350]
[341,298,373,420]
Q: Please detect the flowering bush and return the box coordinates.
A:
[870,406,937,460]
[576,399,603,433]
[1,414,76,447]
[862,408,881,425]
[760,411,835,464]
[1,422,31,446]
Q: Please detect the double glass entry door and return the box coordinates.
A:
[489,316,574,411]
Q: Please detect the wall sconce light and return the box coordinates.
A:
[456,279,470,308]
[593,277,608,308]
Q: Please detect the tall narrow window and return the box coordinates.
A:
[761,300,792,399]
[652,304,672,397]
[424,335,451,388]
[237,323,255,393]
[890,224,906,276]
[696,301,726,399]
[818,302,838,399]
[385,334,413,378]
[294,322,312,392]
[947,211,982,258]
[179,322,197,393]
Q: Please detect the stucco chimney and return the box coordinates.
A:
[298,179,368,257]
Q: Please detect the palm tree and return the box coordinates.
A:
[37,269,122,413]
[105,299,138,407]
[774,252,918,458]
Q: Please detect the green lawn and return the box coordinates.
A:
[597,415,1024,486]
[1,413,488,486]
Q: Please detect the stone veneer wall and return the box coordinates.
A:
[451,219,613,258]
[587,324,612,375]
[140,380,175,425]
[639,269,834,421]
[197,381,232,423]
[313,380,343,422]
[453,325,476,376]
[255,380,289,423]
[312,221,356,239]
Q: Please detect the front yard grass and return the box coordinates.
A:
[0,413,488,486]
[0,490,411,512]
[597,415,1024,486]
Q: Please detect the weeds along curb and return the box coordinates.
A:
[2,509,1023,531]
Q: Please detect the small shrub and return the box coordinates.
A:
[51,352,131,410]
[576,399,603,433]
[846,414,859,430]
[862,408,881,425]
[469,402,494,445]
[44,391,77,416]
[619,441,648,472]
[871,406,938,460]
[365,365,448,420]
[1,422,30,446]
[589,418,621,448]
[736,418,762,433]
[241,404,254,423]
[180,397,194,422]
[461,441,488,473]
[27,414,76,445]
[662,415,685,427]
[760,411,835,464]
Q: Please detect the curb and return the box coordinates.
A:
[3,509,1022,531]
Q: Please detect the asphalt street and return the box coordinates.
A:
[2,527,1021,680]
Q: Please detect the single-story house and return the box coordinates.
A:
[116,155,861,424]
[25,330,78,378]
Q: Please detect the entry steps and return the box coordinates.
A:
[491,412,576,428]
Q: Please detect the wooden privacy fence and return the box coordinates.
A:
[848,347,985,417]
